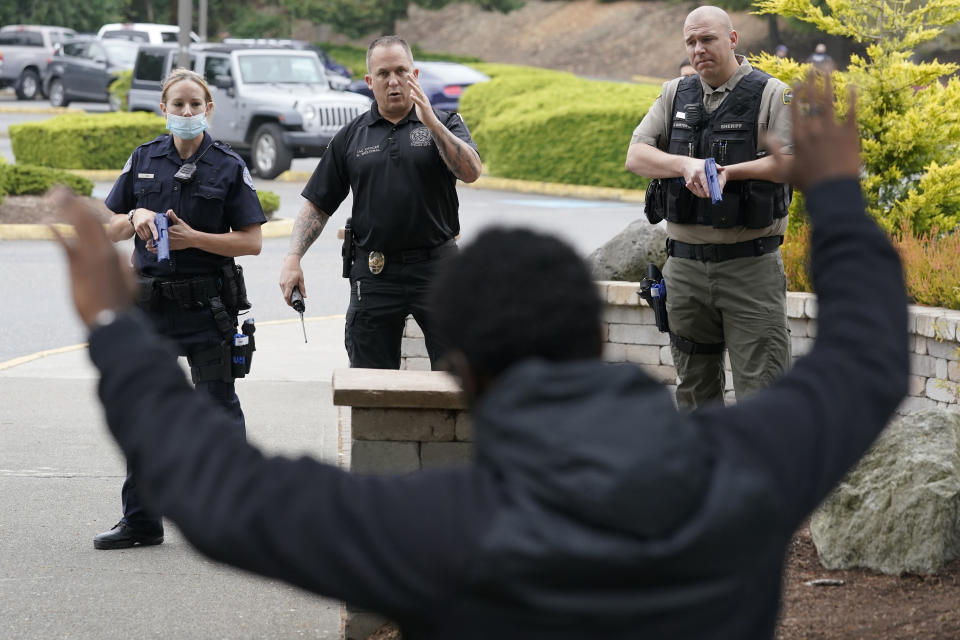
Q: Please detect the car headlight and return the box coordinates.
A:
[298,103,319,131]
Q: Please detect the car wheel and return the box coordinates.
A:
[15,69,40,100]
[251,123,292,180]
[49,79,69,108]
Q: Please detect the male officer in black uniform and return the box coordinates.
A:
[625,5,793,410]
[278,35,482,369]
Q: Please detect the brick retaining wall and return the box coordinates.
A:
[401,283,960,414]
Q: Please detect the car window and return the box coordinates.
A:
[103,40,138,67]
[50,31,73,45]
[203,56,231,85]
[86,42,107,61]
[62,41,88,58]
[238,54,325,84]
[103,30,150,43]
[161,32,178,43]
[0,31,43,47]
[134,50,168,82]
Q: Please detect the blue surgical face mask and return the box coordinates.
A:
[166,112,208,140]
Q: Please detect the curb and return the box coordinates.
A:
[0,218,296,241]
[0,105,84,116]
[466,176,645,202]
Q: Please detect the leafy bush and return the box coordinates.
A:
[781,219,812,294]
[257,190,280,218]
[753,0,960,236]
[110,69,133,112]
[459,64,660,189]
[893,226,960,310]
[0,163,93,197]
[10,112,166,170]
[781,219,960,310]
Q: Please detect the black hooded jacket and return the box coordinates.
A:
[90,178,908,639]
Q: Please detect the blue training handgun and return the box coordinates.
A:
[705,157,723,205]
[154,212,170,262]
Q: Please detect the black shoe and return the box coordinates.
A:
[93,522,164,550]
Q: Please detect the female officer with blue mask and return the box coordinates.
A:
[96,68,266,550]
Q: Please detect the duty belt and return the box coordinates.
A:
[364,239,456,274]
[666,236,783,262]
[155,275,220,307]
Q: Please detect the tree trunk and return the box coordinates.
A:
[145,0,154,23]
[767,15,782,50]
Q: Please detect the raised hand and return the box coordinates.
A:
[770,71,860,192]
[50,188,135,327]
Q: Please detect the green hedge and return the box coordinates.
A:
[258,190,280,217]
[10,112,166,170]
[460,64,661,190]
[0,163,94,197]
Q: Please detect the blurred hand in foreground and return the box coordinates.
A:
[769,71,860,192]
[51,188,135,328]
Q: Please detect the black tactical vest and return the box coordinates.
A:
[661,70,790,229]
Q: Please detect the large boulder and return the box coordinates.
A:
[588,218,667,283]
[811,409,960,575]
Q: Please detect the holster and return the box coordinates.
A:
[187,320,256,384]
[218,262,252,315]
[342,217,354,278]
[637,264,669,332]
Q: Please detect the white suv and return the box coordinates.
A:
[97,23,200,44]
[127,44,371,178]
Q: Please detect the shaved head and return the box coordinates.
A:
[683,5,739,87]
[684,5,733,33]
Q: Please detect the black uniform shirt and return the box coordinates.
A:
[106,132,266,278]
[301,103,478,253]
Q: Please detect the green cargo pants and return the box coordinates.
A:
[663,250,791,411]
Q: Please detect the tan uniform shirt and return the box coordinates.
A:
[630,57,792,245]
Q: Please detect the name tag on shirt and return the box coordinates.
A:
[138,173,154,179]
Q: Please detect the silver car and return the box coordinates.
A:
[127,44,371,178]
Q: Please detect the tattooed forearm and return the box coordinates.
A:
[435,127,482,183]
[287,201,330,257]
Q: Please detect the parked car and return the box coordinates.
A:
[97,23,200,44]
[0,24,76,99]
[346,60,489,111]
[127,43,371,178]
[223,38,352,90]
[43,36,139,108]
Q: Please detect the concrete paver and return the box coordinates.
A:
[0,317,350,639]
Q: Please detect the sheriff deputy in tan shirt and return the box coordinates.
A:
[625,5,794,411]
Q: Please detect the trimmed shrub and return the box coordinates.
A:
[0,163,93,197]
[258,190,280,218]
[460,64,660,190]
[110,69,133,112]
[10,112,166,170]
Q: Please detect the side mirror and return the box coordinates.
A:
[213,74,234,90]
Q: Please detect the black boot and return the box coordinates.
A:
[93,521,164,550]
